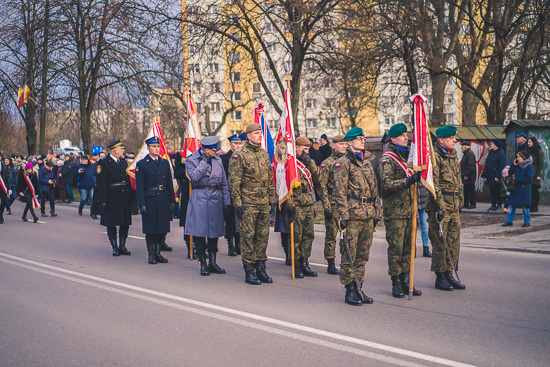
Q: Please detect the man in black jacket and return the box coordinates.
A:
[460,141,477,209]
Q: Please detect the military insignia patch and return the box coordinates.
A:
[96,165,102,174]
[321,164,325,168]
[334,164,340,168]
[381,160,387,164]
[233,155,238,159]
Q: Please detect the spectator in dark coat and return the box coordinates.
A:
[482,139,506,211]
[502,151,533,227]
[38,160,57,217]
[2,156,15,216]
[17,162,40,223]
[460,141,477,209]
[318,134,332,163]
[74,155,96,217]
[59,155,76,202]
[516,134,529,154]
[417,183,431,257]
[528,137,544,212]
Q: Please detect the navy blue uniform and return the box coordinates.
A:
[136,154,175,235]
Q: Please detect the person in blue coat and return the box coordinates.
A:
[74,155,96,217]
[38,160,57,217]
[502,151,534,227]
[136,137,175,264]
[481,139,506,211]
[185,136,231,276]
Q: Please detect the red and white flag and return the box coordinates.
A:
[182,89,202,159]
[274,88,300,207]
[408,92,436,199]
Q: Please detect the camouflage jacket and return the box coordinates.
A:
[378,144,414,220]
[333,148,382,221]
[426,144,463,214]
[287,159,326,209]
[228,141,276,208]
[318,151,345,211]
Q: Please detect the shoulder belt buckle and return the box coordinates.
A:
[361,197,369,204]
[158,185,165,191]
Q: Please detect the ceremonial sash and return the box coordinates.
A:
[23,173,40,209]
[296,160,315,202]
[383,151,414,177]
[0,167,7,194]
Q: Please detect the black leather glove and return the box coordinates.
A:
[270,203,277,215]
[324,209,333,221]
[373,218,379,229]
[223,205,230,217]
[287,207,296,223]
[235,206,243,220]
[406,172,421,187]
[100,202,107,209]
[139,206,148,215]
[201,153,209,163]
[299,152,312,166]
[436,210,444,222]
[339,220,347,230]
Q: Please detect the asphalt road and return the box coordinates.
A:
[1,202,549,366]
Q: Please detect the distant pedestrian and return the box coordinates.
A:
[38,160,57,217]
[0,155,12,223]
[74,155,96,217]
[59,155,76,203]
[528,137,543,213]
[516,134,528,154]
[318,134,332,163]
[481,139,506,211]
[460,141,477,209]
[502,151,533,227]
[17,162,39,223]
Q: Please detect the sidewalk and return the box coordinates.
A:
[314,202,550,255]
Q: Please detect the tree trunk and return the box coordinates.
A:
[24,105,38,155]
[430,72,446,125]
[461,90,478,125]
[39,0,50,154]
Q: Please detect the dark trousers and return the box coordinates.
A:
[22,192,36,218]
[145,233,166,245]
[463,183,476,207]
[107,225,129,240]
[223,205,237,240]
[489,185,502,207]
[40,189,55,213]
[531,186,540,210]
[195,237,219,255]
[0,191,7,215]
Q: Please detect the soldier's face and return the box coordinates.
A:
[112,147,125,158]
[147,145,160,157]
[230,141,243,151]
[248,130,262,145]
[333,142,347,154]
[349,136,365,151]
[296,146,310,156]
[438,136,456,150]
[391,133,408,148]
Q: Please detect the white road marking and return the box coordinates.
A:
[269,256,334,269]
[0,252,477,367]
[101,232,145,240]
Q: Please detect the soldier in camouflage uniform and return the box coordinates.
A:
[378,123,422,298]
[228,123,277,285]
[426,125,466,291]
[333,127,382,306]
[318,135,347,275]
[287,136,327,278]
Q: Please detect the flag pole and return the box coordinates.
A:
[285,75,296,279]
[409,183,418,300]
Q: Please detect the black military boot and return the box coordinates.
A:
[32,213,39,223]
[344,283,362,306]
[208,252,225,274]
[118,237,131,255]
[110,238,119,256]
[300,257,318,277]
[159,242,173,252]
[400,273,422,296]
[227,238,237,256]
[234,233,241,255]
[391,276,404,298]
[444,271,465,290]
[435,272,454,291]
[356,282,373,304]
[293,260,304,278]
[147,243,157,264]
[423,247,432,257]
[21,215,28,222]
[198,253,209,275]
[255,260,273,283]
[281,234,291,266]
[327,258,339,275]
[243,262,261,285]
[154,244,168,263]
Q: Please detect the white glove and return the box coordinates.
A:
[8,190,12,196]
[19,192,25,197]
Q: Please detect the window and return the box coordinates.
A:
[326,98,336,108]
[189,44,200,53]
[265,22,274,33]
[210,102,220,112]
[189,24,199,35]
[209,46,219,55]
[305,60,317,70]
[253,82,261,93]
[268,100,275,110]
[189,63,199,73]
[231,92,242,101]
[267,42,276,52]
[269,120,278,130]
[227,32,240,44]
[460,24,470,35]
[230,72,241,82]
[207,5,218,14]
[307,119,318,128]
[326,117,337,127]
[226,0,234,4]
[227,14,239,24]
[447,94,454,104]
[195,103,201,113]
[306,79,316,88]
[267,80,277,91]
[283,61,291,73]
[306,99,317,108]
[210,83,220,93]
[445,113,455,124]
[211,121,221,130]
[231,110,242,121]
[188,5,199,13]
[227,52,240,63]
[209,63,219,73]
[385,116,395,125]
[404,115,412,124]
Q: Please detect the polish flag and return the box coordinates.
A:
[182,89,202,159]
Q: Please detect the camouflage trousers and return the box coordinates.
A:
[428,210,461,272]
[239,205,270,265]
[385,218,413,276]
[324,210,339,260]
[339,219,374,285]
[292,205,315,259]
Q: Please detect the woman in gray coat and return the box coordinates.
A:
[185,136,231,276]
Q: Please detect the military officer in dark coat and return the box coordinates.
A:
[220,134,243,256]
[96,140,133,256]
[136,137,176,264]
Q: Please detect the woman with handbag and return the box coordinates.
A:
[502,151,534,228]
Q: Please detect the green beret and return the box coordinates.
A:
[344,127,364,141]
[387,123,407,138]
[436,125,457,138]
